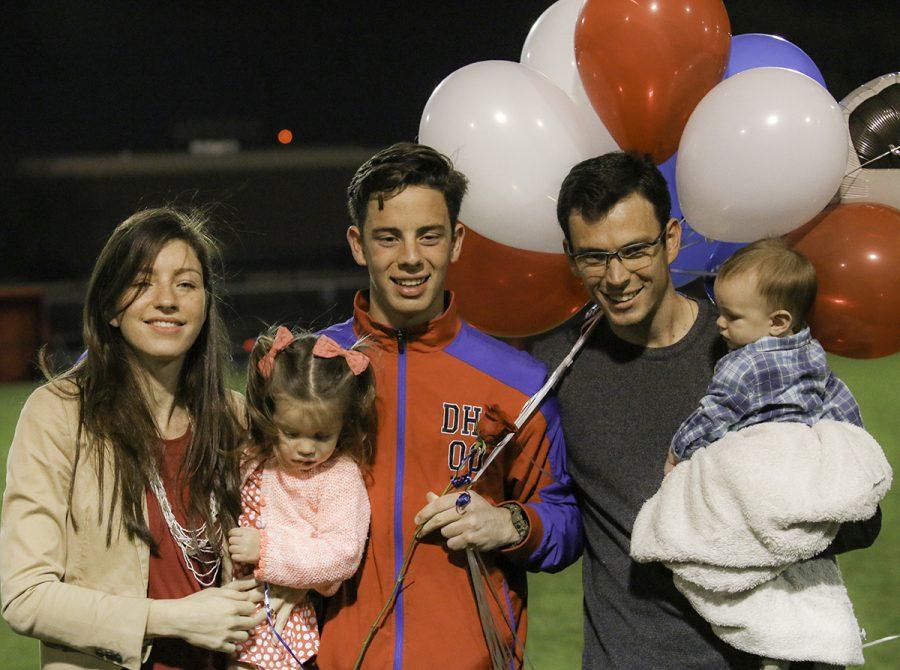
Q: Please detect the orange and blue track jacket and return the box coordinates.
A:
[317,292,582,670]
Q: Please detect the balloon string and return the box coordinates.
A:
[471,307,602,485]
[844,141,899,176]
[862,633,899,649]
[679,239,704,251]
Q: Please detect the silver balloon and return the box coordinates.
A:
[838,72,900,210]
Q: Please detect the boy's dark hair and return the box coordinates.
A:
[246,328,376,471]
[556,151,671,242]
[717,238,818,331]
[347,142,468,229]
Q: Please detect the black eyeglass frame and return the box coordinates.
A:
[568,229,668,274]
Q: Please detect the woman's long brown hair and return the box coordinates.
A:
[44,207,241,548]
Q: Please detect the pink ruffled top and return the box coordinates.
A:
[245,453,370,595]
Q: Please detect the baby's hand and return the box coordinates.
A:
[228,527,261,564]
[663,449,679,477]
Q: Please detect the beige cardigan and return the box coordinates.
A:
[0,383,235,670]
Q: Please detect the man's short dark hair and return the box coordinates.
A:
[556,151,671,242]
[347,142,469,229]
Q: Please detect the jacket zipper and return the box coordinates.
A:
[393,329,407,670]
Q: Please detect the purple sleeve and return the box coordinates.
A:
[517,397,583,573]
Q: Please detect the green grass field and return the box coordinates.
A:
[0,354,897,667]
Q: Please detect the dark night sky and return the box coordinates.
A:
[1,1,897,156]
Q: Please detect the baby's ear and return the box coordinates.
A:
[769,310,793,337]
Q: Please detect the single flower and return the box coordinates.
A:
[476,404,517,446]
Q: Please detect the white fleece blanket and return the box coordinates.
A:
[631,420,892,665]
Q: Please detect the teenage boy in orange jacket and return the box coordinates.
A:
[317,143,582,670]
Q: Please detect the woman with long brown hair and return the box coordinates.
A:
[1,207,261,669]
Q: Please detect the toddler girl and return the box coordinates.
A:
[228,327,375,669]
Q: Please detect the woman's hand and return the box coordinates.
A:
[146,578,263,653]
[228,527,261,564]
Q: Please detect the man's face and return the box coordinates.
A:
[347,185,464,329]
[566,193,679,333]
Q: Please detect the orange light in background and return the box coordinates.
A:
[277,129,293,144]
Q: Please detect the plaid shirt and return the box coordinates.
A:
[671,327,863,460]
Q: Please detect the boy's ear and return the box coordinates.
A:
[769,309,794,337]
[347,225,368,267]
[449,222,465,264]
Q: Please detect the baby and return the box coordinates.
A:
[667,237,862,476]
[664,238,866,670]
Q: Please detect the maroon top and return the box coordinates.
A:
[143,429,224,670]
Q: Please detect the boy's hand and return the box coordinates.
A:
[228,527,261,564]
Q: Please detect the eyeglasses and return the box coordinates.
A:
[569,230,667,275]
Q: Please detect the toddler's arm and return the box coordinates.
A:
[255,458,370,596]
[670,356,755,462]
[822,372,863,427]
[227,527,261,565]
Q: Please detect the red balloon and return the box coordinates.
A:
[793,203,900,359]
[575,0,731,163]
[447,226,589,338]
[783,205,835,247]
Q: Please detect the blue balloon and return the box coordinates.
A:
[725,33,826,88]
[705,240,746,274]
[659,153,719,288]
[702,241,747,302]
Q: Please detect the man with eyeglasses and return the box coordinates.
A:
[532,151,880,669]
[531,151,752,668]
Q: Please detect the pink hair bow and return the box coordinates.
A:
[257,326,296,379]
[312,335,370,376]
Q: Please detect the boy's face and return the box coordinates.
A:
[714,272,779,349]
[347,185,464,329]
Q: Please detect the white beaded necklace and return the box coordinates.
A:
[148,423,222,587]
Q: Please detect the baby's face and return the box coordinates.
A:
[713,272,776,350]
[271,395,343,472]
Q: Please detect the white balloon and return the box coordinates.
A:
[676,67,849,243]
[419,60,598,253]
[520,0,618,156]
[839,72,900,210]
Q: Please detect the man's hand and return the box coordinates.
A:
[414,490,521,552]
[228,527,262,564]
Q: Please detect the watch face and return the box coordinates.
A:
[504,503,529,541]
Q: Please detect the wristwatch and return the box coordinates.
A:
[502,503,530,545]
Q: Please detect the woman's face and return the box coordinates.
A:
[111,239,207,369]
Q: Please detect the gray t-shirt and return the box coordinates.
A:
[532,298,754,669]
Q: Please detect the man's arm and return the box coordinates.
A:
[823,507,882,556]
